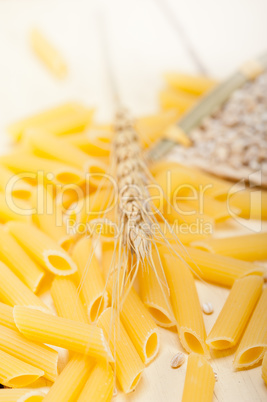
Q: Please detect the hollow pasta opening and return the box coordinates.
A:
[129,372,142,393]
[56,171,82,185]
[184,332,205,355]
[209,339,232,349]
[145,332,159,360]
[12,189,32,200]
[46,253,76,274]
[22,396,44,402]
[238,347,264,365]
[148,307,174,327]
[6,374,41,388]
[90,296,106,323]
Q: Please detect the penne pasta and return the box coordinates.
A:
[43,355,93,402]
[177,197,237,221]
[0,302,17,331]
[155,221,211,245]
[0,388,45,402]
[13,306,113,362]
[0,262,48,311]
[262,351,267,385]
[234,288,267,369]
[182,353,215,402]
[0,324,58,382]
[0,193,31,223]
[0,226,44,292]
[192,232,267,261]
[0,152,84,186]
[51,276,89,324]
[0,165,32,200]
[179,246,264,287]
[159,88,198,112]
[164,72,217,95]
[165,203,215,231]
[227,187,267,220]
[77,362,114,402]
[72,237,108,323]
[65,130,111,157]
[160,249,209,356]
[139,253,176,328]
[97,308,144,393]
[0,349,44,388]
[206,275,263,350]
[8,222,77,276]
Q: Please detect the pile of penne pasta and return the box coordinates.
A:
[0,99,266,402]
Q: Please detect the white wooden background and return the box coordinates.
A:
[0,0,267,401]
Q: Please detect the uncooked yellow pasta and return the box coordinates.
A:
[182,353,215,402]
[0,152,84,186]
[43,355,93,402]
[8,221,77,276]
[0,349,44,388]
[164,72,216,95]
[7,102,84,141]
[160,249,209,356]
[28,130,89,170]
[77,362,114,402]
[0,165,32,200]
[97,308,144,393]
[165,203,215,230]
[206,275,263,350]
[262,351,267,385]
[85,158,110,188]
[14,306,113,362]
[0,226,44,292]
[72,237,108,323]
[51,276,89,324]
[139,252,176,328]
[107,276,159,364]
[156,221,211,245]
[0,193,31,223]
[234,288,267,369]
[227,187,267,220]
[0,302,17,331]
[0,262,48,311]
[65,130,111,157]
[159,88,198,112]
[180,246,264,287]
[0,324,58,382]
[192,232,267,261]
[0,388,45,402]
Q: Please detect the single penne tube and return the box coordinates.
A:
[97,308,144,393]
[262,351,267,385]
[0,324,58,382]
[0,388,45,402]
[192,232,267,261]
[206,276,263,350]
[7,102,84,141]
[159,88,198,112]
[0,165,32,200]
[0,193,31,223]
[0,262,49,311]
[160,250,209,356]
[13,306,113,362]
[107,275,159,364]
[182,353,215,402]
[0,153,84,186]
[72,237,108,323]
[30,28,67,78]
[77,362,114,402]
[8,222,77,276]
[234,288,267,369]
[0,349,44,388]
[0,302,17,331]
[164,72,217,95]
[180,246,264,287]
[139,251,176,328]
[0,226,44,292]
[51,276,89,324]
[43,355,94,402]
[31,184,70,248]
[28,130,90,171]
[227,187,267,220]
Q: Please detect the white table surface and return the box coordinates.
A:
[0,1,267,401]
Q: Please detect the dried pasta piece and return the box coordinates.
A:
[13,306,113,362]
[0,388,45,401]
[206,276,263,349]
[164,72,216,95]
[159,88,198,112]
[8,222,77,276]
[0,324,58,382]
[0,302,17,331]
[0,226,44,292]
[182,353,215,402]
[160,249,209,357]
[228,187,267,220]
[0,165,32,200]
[0,349,44,388]
[0,193,31,223]
[77,362,114,402]
[234,288,267,369]
[97,308,144,393]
